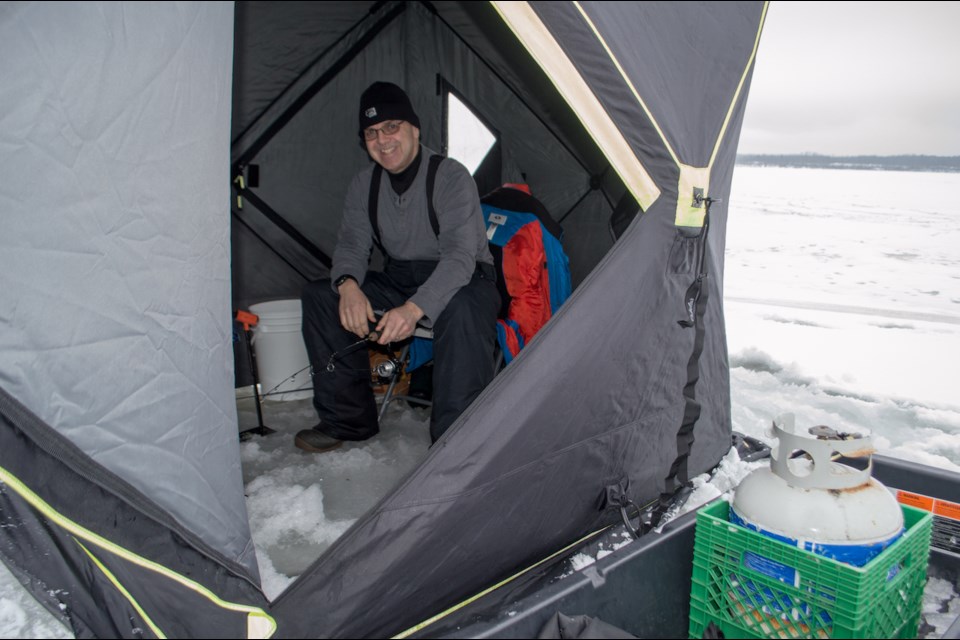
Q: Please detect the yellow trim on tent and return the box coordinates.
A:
[674,167,710,228]
[393,494,661,639]
[573,1,770,227]
[0,465,277,640]
[572,1,680,169]
[675,164,711,228]
[571,2,711,226]
[709,1,770,168]
[392,523,614,639]
[490,1,661,212]
[75,540,168,638]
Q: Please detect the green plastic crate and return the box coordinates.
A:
[688,499,932,639]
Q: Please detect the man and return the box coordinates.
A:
[296,81,500,452]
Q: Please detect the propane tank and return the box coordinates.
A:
[730,413,904,566]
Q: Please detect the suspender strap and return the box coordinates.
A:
[425,154,442,237]
[368,164,385,253]
[368,154,444,255]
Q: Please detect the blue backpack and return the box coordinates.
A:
[481,185,571,364]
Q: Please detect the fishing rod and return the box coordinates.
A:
[325,329,403,379]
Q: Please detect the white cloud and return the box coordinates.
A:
[740,1,960,155]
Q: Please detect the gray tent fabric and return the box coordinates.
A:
[268,2,766,637]
[554,2,763,167]
[1,1,767,637]
[0,387,272,638]
[232,2,380,142]
[0,2,258,578]
[230,1,607,312]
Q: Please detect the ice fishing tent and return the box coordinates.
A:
[0,1,767,638]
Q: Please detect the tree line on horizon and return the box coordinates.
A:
[736,153,960,173]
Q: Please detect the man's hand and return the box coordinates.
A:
[338,279,376,338]
[375,301,424,345]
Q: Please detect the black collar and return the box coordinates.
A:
[387,145,423,196]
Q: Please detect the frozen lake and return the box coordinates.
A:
[725,166,960,470]
[4,165,960,637]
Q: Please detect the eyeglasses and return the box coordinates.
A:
[363,120,403,141]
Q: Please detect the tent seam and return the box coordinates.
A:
[571,1,680,168]
[708,1,770,168]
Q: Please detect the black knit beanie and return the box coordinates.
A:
[358,82,421,133]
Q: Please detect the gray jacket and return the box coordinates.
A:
[330,147,493,327]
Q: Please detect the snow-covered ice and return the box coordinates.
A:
[3,165,959,637]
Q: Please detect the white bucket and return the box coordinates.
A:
[249,300,312,401]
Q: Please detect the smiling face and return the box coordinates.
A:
[363,120,420,174]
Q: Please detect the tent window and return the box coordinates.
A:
[440,82,501,198]
[443,91,497,175]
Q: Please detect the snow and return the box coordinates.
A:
[0,570,73,640]
[237,398,432,591]
[3,166,960,637]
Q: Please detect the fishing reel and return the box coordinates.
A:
[371,352,403,380]
[324,329,403,381]
[362,329,404,381]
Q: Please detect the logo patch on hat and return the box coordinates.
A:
[365,107,377,118]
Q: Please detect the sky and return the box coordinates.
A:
[738,1,960,156]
